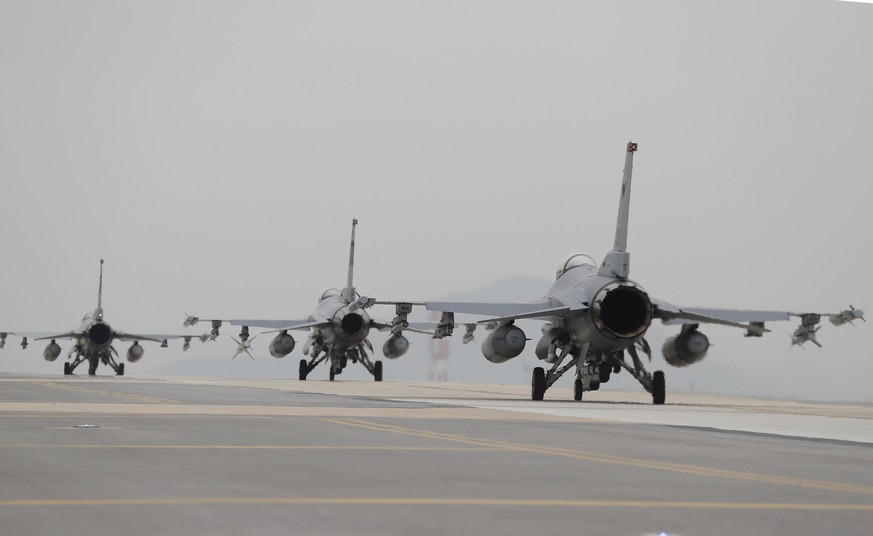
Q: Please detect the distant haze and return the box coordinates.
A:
[1,1,871,402]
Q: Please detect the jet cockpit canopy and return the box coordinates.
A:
[320,288,341,302]
[555,253,597,280]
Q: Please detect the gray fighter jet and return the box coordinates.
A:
[418,142,862,404]
[0,260,205,375]
[184,219,432,381]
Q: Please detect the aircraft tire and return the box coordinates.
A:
[573,379,583,401]
[329,367,335,382]
[298,359,308,381]
[117,363,124,376]
[652,370,666,405]
[531,367,546,401]
[599,365,611,383]
[88,360,98,376]
[373,360,383,382]
[63,362,71,376]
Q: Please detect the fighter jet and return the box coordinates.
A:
[0,260,206,375]
[417,142,861,404]
[184,219,433,381]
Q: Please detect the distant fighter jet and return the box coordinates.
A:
[0,260,205,375]
[416,142,862,404]
[184,219,435,381]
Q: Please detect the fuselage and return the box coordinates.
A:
[310,288,371,348]
[73,312,114,358]
[546,261,653,354]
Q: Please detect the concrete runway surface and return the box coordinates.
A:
[1,374,872,536]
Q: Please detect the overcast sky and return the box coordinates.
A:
[1,1,871,401]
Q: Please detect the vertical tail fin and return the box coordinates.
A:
[342,219,358,301]
[96,259,105,318]
[598,142,637,279]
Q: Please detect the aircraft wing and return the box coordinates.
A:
[652,300,790,333]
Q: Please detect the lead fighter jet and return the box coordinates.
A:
[0,260,206,375]
[418,142,861,404]
[184,219,434,381]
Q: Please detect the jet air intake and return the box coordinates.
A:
[88,322,113,346]
[591,281,652,340]
[662,328,709,367]
[331,307,370,344]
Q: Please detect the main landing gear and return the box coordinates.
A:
[63,347,125,377]
[297,344,383,382]
[530,338,667,405]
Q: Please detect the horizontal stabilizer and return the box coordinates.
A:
[261,320,329,334]
[653,301,783,334]
[425,300,555,317]
[229,318,315,330]
[32,331,79,341]
[477,305,578,325]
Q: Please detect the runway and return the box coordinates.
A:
[1,374,872,536]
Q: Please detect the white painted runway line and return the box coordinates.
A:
[397,398,873,444]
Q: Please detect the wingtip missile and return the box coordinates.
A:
[829,306,865,326]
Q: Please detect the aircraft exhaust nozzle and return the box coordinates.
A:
[43,341,61,362]
[269,333,296,358]
[662,329,709,367]
[127,342,144,363]
[482,324,526,364]
[382,333,409,359]
[88,322,113,346]
[332,307,370,344]
[591,281,652,340]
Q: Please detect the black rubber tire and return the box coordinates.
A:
[374,361,383,382]
[117,363,124,376]
[573,379,583,401]
[652,370,666,405]
[63,362,71,376]
[531,367,546,401]
[329,367,335,381]
[599,365,611,383]
[298,359,308,381]
[88,360,98,376]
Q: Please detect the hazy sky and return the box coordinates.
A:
[1,1,871,401]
